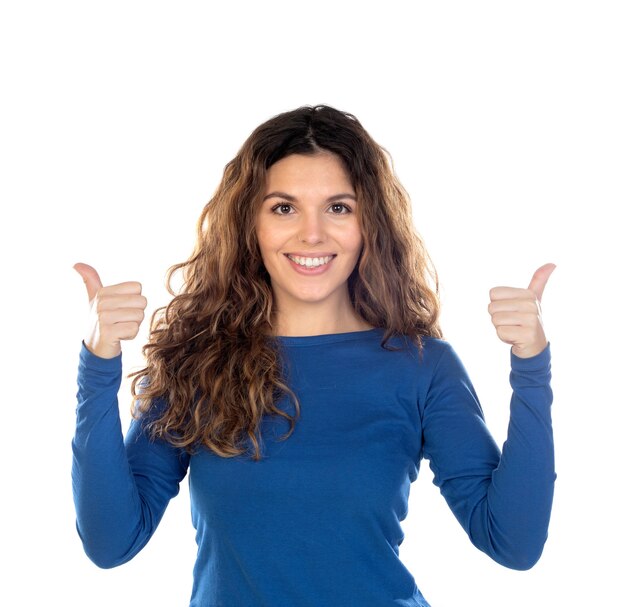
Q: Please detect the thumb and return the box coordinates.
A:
[73,262,104,302]
[528,262,557,302]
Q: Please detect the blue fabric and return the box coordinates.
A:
[72,328,555,606]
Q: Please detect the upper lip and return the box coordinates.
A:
[285,252,337,257]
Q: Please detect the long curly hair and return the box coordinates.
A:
[130,104,442,461]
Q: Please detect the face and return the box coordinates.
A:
[255,152,363,314]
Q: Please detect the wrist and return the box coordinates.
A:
[83,339,122,360]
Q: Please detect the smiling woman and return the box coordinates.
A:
[255,153,369,335]
[72,105,555,607]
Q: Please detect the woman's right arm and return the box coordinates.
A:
[71,263,189,568]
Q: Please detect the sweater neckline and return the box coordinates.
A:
[275,327,384,347]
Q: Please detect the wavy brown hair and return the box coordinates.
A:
[130,104,442,461]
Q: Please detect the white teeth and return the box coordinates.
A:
[288,255,334,267]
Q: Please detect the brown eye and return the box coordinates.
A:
[272,203,294,215]
[329,203,351,214]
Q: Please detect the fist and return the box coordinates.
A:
[488,263,556,359]
[74,262,148,359]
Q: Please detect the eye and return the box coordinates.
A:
[328,203,352,214]
[271,203,294,215]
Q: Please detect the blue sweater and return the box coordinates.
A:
[72,328,554,607]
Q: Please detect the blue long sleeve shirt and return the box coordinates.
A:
[72,328,555,607]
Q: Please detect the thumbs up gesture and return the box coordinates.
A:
[74,263,148,359]
[488,263,556,359]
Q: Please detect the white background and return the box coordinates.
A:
[1,1,624,605]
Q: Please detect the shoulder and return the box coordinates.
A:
[382,333,455,364]
[382,335,474,392]
[418,335,469,375]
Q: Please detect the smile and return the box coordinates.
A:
[286,254,335,268]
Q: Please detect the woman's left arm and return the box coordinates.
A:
[422,264,556,570]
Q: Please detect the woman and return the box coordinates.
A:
[72,105,555,607]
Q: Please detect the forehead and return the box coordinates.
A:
[264,153,354,193]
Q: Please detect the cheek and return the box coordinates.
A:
[255,228,285,268]
[254,224,272,256]
[348,224,364,254]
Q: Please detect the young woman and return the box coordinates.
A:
[72,105,556,607]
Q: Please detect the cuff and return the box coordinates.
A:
[79,341,123,373]
[510,341,551,372]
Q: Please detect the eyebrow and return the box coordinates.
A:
[262,191,357,203]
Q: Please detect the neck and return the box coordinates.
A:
[271,301,373,337]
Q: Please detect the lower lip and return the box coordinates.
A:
[285,255,335,275]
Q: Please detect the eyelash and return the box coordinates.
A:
[270,203,353,215]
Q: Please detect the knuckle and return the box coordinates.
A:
[97,309,111,324]
[525,299,539,312]
[524,311,539,325]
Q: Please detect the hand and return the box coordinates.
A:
[74,262,147,359]
[488,263,556,359]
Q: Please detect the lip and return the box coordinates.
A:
[284,253,336,275]
[284,252,337,258]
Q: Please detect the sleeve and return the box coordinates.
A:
[71,342,190,569]
[421,341,555,570]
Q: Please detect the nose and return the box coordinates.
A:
[297,210,326,244]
